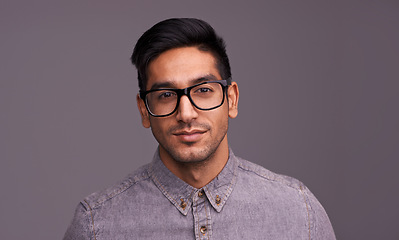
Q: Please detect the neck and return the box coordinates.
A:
[159,138,229,189]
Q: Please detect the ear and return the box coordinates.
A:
[136,94,151,128]
[227,81,239,119]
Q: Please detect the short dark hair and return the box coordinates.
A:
[131,18,231,91]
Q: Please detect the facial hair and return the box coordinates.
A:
[155,121,228,164]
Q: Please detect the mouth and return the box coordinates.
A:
[172,129,207,143]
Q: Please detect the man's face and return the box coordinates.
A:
[137,46,238,164]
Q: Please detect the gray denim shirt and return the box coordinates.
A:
[64,149,336,239]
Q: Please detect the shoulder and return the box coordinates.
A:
[79,163,151,211]
[235,156,305,190]
[234,156,336,239]
[234,156,318,217]
[63,164,153,239]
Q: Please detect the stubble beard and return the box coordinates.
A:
[155,121,228,165]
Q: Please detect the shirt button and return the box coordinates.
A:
[198,190,205,198]
[180,199,187,209]
[215,195,221,205]
[200,226,207,234]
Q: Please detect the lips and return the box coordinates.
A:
[172,129,207,142]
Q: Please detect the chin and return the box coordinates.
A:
[167,145,215,164]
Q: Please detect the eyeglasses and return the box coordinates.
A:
[139,79,231,117]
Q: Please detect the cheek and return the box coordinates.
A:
[149,117,177,142]
[149,118,166,137]
[208,108,229,130]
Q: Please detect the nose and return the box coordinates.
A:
[175,95,199,123]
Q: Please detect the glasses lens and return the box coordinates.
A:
[190,82,224,109]
[146,90,178,116]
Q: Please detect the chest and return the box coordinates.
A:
[91,190,309,240]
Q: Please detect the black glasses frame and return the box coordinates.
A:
[139,78,232,117]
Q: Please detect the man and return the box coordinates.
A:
[64,18,335,239]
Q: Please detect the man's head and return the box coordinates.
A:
[131,18,231,92]
[132,18,239,166]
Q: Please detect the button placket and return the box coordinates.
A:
[193,189,212,240]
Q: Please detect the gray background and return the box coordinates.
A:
[1,0,398,239]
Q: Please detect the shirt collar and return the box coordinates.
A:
[148,148,239,215]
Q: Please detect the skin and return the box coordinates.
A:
[137,46,239,188]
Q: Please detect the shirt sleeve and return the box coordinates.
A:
[302,185,337,240]
[63,202,93,240]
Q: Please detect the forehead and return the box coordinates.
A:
[146,47,221,90]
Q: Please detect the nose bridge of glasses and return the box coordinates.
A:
[183,87,189,96]
[177,87,195,107]
[176,87,193,103]
[175,87,190,98]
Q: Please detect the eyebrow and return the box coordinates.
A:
[149,74,219,90]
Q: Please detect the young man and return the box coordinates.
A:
[64,18,335,239]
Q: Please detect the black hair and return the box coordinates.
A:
[131,18,231,91]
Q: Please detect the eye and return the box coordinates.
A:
[158,91,176,99]
[195,87,213,94]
